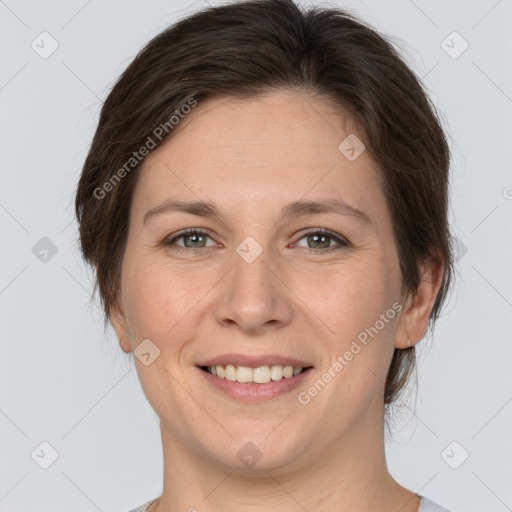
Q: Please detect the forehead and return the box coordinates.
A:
[133,89,388,226]
[150,90,355,163]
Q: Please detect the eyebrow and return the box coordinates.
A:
[143,197,372,226]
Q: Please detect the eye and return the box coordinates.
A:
[294,229,349,252]
[163,229,217,251]
[163,228,349,253]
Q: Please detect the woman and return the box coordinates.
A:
[74,1,455,510]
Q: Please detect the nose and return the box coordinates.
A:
[213,245,294,335]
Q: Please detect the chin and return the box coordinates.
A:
[199,426,308,473]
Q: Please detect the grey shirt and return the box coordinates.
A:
[128,495,452,511]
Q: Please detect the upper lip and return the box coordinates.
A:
[197,354,313,368]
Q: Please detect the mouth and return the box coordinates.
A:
[196,361,314,403]
[199,364,313,384]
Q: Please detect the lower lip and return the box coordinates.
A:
[198,366,314,403]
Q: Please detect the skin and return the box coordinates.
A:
[111,89,444,512]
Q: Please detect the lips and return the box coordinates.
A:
[198,362,314,402]
[196,353,313,369]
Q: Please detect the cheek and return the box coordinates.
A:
[121,255,213,342]
[309,258,399,375]
[307,259,392,331]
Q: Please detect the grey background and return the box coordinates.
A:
[1,0,511,511]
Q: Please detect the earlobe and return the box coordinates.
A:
[394,294,415,349]
[395,252,444,349]
[110,301,132,353]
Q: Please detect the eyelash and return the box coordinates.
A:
[163,228,349,254]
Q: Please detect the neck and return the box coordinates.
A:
[150,400,420,512]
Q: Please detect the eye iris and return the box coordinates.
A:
[309,233,330,249]
[184,232,206,248]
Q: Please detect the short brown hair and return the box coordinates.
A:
[75,0,454,411]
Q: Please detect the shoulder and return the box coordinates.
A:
[126,499,156,512]
[419,495,452,512]
[128,496,452,512]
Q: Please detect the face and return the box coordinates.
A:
[111,89,420,473]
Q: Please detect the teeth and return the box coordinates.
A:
[253,366,271,383]
[283,365,293,378]
[205,364,305,383]
[225,364,237,381]
[271,365,283,381]
[236,365,253,383]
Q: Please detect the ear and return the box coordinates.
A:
[395,251,444,348]
[110,299,133,353]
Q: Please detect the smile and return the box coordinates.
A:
[198,364,314,402]
[202,364,308,383]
